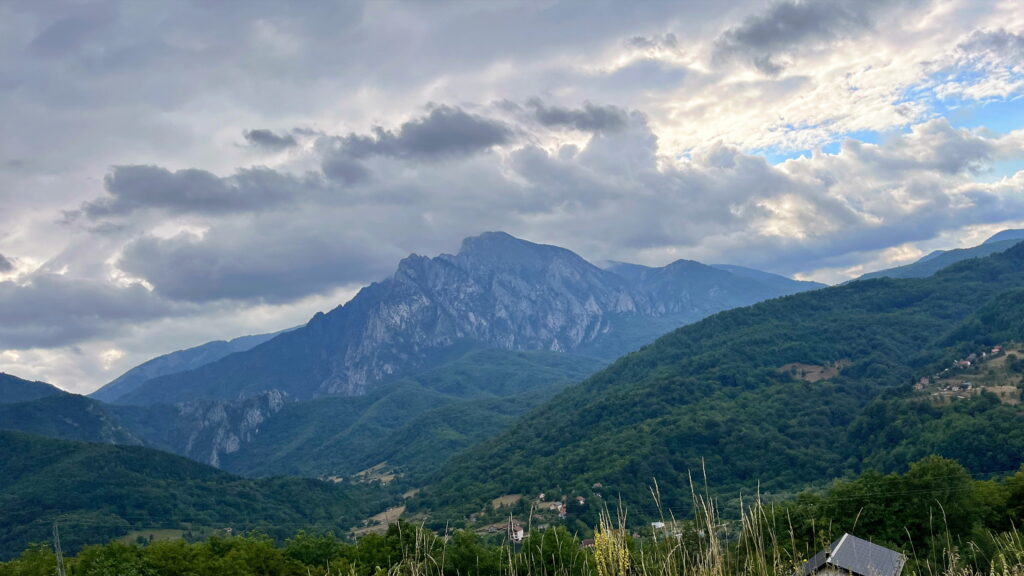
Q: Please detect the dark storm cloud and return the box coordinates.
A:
[117,225,396,304]
[81,165,309,218]
[713,0,889,74]
[368,105,513,158]
[0,254,12,273]
[243,129,298,151]
[321,105,513,182]
[0,274,173,349]
[527,99,629,133]
[321,154,371,185]
[336,106,511,158]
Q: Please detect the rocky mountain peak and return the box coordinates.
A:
[109,232,820,406]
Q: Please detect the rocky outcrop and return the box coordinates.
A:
[115,232,822,406]
[173,390,288,467]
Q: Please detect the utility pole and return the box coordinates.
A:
[53,523,67,576]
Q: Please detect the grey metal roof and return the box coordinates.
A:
[800,534,906,576]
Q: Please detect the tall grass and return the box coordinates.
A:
[6,483,1024,576]
[362,476,1024,576]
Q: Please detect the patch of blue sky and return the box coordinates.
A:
[753,129,883,165]
[976,158,1024,183]
[820,130,882,155]
[755,148,812,164]
[903,67,1024,135]
[935,96,1024,134]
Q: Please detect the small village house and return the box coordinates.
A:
[508,521,525,543]
[799,534,905,576]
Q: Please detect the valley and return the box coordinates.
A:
[2,231,1024,569]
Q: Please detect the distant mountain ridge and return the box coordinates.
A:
[2,232,821,477]
[91,330,287,403]
[0,393,143,445]
[858,229,1024,281]
[0,373,63,404]
[110,232,823,407]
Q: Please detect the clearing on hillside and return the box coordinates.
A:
[777,360,850,383]
[490,494,523,509]
[353,505,406,536]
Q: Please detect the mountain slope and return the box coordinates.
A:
[0,349,601,477]
[0,431,391,558]
[0,393,142,445]
[712,264,825,293]
[114,232,822,407]
[415,242,1024,522]
[0,373,63,404]
[0,375,143,445]
[984,229,1024,245]
[859,229,1024,280]
[217,346,604,478]
[91,331,285,403]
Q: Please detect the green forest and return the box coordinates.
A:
[2,457,1023,576]
[0,432,397,557]
[413,244,1024,524]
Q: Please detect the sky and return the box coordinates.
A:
[2,0,1024,393]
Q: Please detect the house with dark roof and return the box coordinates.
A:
[799,534,906,576]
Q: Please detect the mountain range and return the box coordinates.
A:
[3,232,821,480]
[3,230,1024,550]
[858,229,1024,281]
[96,232,822,407]
[90,331,286,404]
[413,240,1024,524]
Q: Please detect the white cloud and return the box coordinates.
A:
[2,0,1024,391]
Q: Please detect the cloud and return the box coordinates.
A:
[712,0,888,74]
[80,165,312,218]
[321,154,371,185]
[27,7,114,58]
[527,99,629,133]
[626,33,678,51]
[0,274,173,349]
[840,119,995,176]
[3,0,1024,392]
[117,219,399,303]
[0,254,12,273]
[320,105,513,182]
[956,29,1024,66]
[344,105,512,159]
[932,29,1024,102]
[243,129,298,151]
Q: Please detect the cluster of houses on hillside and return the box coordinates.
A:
[951,346,1002,369]
[536,492,588,520]
[914,345,1006,392]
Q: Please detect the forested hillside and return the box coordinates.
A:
[414,243,1024,524]
[0,431,393,557]
[219,346,604,479]
[0,374,63,405]
[3,457,1023,576]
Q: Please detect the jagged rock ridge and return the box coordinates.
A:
[111,232,822,406]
